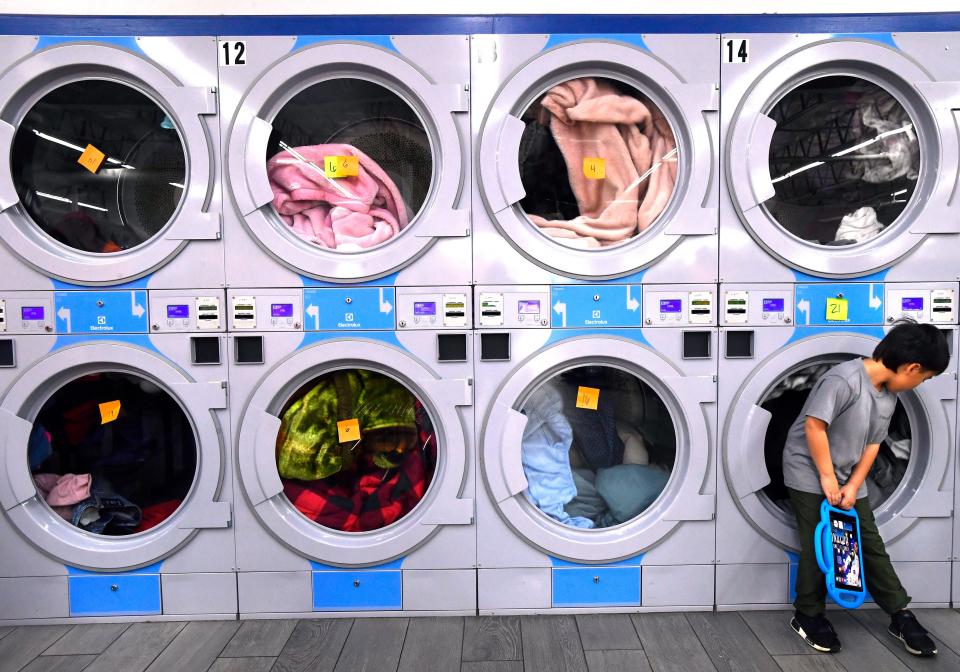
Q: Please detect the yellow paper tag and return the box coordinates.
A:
[324,155,360,178]
[826,297,849,322]
[337,418,361,443]
[575,386,600,411]
[583,157,606,180]
[99,400,121,425]
[78,144,107,174]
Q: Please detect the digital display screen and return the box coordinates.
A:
[271,303,294,318]
[902,297,924,311]
[21,306,44,321]
[414,302,436,316]
[830,511,863,591]
[659,299,682,314]
[166,304,189,319]
[763,298,785,313]
[518,300,541,315]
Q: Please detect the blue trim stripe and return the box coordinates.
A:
[310,558,404,570]
[35,34,145,54]
[792,269,889,283]
[551,554,644,568]
[67,560,164,575]
[293,34,397,53]
[2,14,960,37]
[52,276,151,290]
[545,327,650,348]
[50,334,163,354]
[300,271,401,288]
[831,32,898,48]
[300,330,403,348]
[543,33,649,51]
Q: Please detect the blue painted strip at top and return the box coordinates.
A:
[300,329,403,349]
[310,558,404,571]
[831,32,898,48]
[67,560,164,575]
[3,14,960,37]
[543,33,649,51]
[50,333,162,354]
[292,34,397,52]
[551,554,645,567]
[35,34,145,54]
[545,327,650,348]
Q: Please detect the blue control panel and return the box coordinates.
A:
[794,284,885,326]
[303,287,397,331]
[54,291,149,334]
[550,285,643,329]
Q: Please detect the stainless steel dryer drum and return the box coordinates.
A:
[720,33,960,281]
[471,34,718,285]
[0,289,234,624]
[0,36,223,289]
[219,35,471,287]
[474,284,716,613]
[716,282,958,610]
[227,286,476,617]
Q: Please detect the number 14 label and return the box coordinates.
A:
[724,39,749,63]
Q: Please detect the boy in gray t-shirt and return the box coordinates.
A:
[785,322,949,658]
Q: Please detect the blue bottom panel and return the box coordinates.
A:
[313,569,402,611]
[552,566,641,607]
[69,573,162,616]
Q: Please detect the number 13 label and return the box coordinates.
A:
[220,40,246,66]
[724,39,749,63]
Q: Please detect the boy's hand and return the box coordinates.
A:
[820,473,841,506]
[838,483,858,510]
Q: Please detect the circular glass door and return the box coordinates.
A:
[517,76,679,250]
[274,368,437,533]
[11,80,187,254]
[765,76,919,248]
[30,371,196,535]
[518,364,676,529]
[265,79,432,252]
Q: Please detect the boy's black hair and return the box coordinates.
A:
[872,319,950,375]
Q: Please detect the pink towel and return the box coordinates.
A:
[527,78,678,248]
[267,143,409,251]
[34,473,92,507]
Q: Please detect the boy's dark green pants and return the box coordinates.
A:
[788,488,911,616]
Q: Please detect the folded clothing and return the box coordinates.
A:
[525,77,678,248]
[268,143,409,251]
[276,370,418,481]
[71,483,142,535]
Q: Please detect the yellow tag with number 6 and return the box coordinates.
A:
[324,155,359,178]
[826,297,849,322]
[337,418,361,443]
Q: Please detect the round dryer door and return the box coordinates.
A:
[0,42,216,284]
[226,42,465,282]
[726,40,960,277]
[236,340,472,566]
[0,342,228,570]
[723,333,955,550]
[480,337,714,563]
[477,41,716,279]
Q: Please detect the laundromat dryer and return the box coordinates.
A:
[219,33,471,288]
[0,35,223,290]
[720,32,960,282]
[474,284,717,613]
[716,282,958,610]
[471,32,719,285]
[0,288,234,623]
[227,286,476,617]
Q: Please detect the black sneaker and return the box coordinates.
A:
[889,610,938,657]
[790,611,842,653]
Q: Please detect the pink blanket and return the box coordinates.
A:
[528,78,678,248]
[34,473,92,520]
[268,143,409,251]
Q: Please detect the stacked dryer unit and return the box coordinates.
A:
[218,33,477,617]
[470,32,720,613]
[717,31,960,610]
[0,34,235,623]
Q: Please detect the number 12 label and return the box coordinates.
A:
[724,39,749,63]
[220,40,247,66]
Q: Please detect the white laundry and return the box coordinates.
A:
[836,206,884,243]
[617,422,650,465]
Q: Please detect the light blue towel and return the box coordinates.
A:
[520,381,595,529]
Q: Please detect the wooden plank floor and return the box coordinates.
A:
[2,610,959,672]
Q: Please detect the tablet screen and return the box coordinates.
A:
[830,510,863,591]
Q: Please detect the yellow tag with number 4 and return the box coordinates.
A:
[337,418,361,443]
[583,157,605,180]
[826,297,849,322]
[576,386,600,411]
[324,155,359,179]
